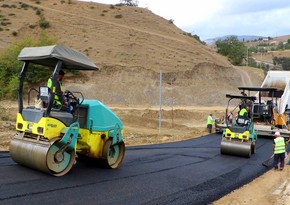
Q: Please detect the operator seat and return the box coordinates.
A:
[229,115,250,133]
[235,115,250,127]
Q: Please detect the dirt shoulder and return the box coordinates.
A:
[214,164,290,205]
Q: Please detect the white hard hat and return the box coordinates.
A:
[274,131,280,136]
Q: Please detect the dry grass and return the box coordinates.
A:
[0,0,266,149]
[0,2,289,204]
[0,0,242,107]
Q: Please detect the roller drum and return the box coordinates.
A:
[10,133,75,176]
[220,138,252,158]
[102,140,125,169]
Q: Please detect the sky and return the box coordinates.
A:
[78,0,290,40]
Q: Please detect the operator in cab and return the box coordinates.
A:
[238,104,251,118]
[47,69,67,108]
[235,104,251,127]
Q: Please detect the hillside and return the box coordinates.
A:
[0,0,264,106]
[0,2,288,204]
[245,35,290,66]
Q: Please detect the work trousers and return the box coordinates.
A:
[274,153,285,169]
[207,124,213,133]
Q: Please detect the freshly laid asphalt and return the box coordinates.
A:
[0,134,279,205]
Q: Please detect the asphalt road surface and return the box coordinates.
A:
[0,134,276,205]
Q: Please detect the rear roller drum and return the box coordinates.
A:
[103,140,125,169]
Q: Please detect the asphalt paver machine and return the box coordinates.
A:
[238,86,290,137]
[220,94,257,158]
[10,45,125,176]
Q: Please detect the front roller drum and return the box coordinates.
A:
[10,134,76,176]
[220,138,254,158]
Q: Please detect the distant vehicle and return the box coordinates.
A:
[238,70,290,138]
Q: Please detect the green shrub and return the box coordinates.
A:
[31,6,38,11]
[20,3,29,9]
[29,24,36,29]
[1,22,8,26]
[39,17,50,29]
[36,9,41,15]
[0,33,57,99]
[0,105,9,121]
[7,75,18,99]
[114,14,123,19]
[1,4,10,8]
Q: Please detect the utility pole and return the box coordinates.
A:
[247,47,249,67]
[170,78,174,128]
[159,70,162,133]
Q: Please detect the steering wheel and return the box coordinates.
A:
[64,90,79,105]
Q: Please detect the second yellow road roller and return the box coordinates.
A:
[220,94,257,158]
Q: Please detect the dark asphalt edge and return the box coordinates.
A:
[141,165,271,205]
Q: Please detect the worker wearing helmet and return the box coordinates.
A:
[47,70,65,107]
[273,131,288,170]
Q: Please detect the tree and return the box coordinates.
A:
[273,57,290,70]
[120,0,139,6]
[0,32,57,99]
[192,34,205,45]
[215,36,247,65]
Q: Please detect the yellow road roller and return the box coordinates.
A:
[220,94,257,158]
[10,45,125,176]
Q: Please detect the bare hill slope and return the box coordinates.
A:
[0,0,264,106]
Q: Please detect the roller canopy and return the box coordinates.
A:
[238,87,277,92]
[18,45,98,70]
[226,94,256,101]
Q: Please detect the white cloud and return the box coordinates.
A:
[78,0,290,40]
[144,0,222,28]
